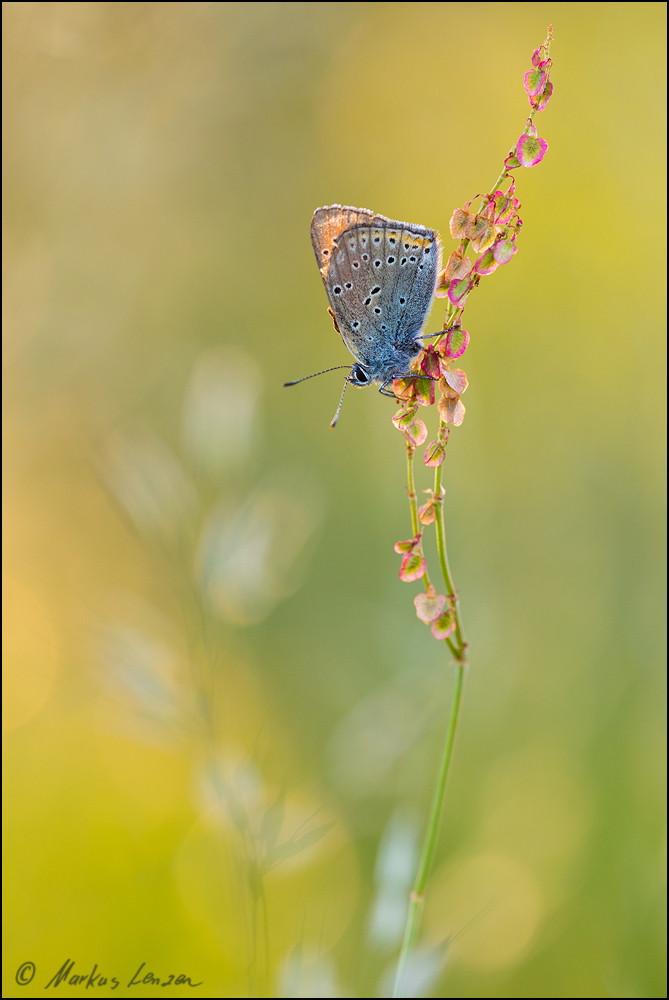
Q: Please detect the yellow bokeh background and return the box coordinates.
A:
[4,3,666,997]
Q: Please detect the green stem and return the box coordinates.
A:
[394,430,468,999]
[407,442,434,592]
[393,661,466,998]
[434,456,468,656]
[406,442,420,538]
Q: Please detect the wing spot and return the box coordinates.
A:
[401,258,407,265]
[374,260,381,268]
[352,261,360,269]
[352,320,360,329]
[364,297,372,306]
[409,255,417,262]
[362,253,369,261]
[323,249,329,255]
[345,282,352,289]
[371,286,381,294]
[374,307,381,314]
[399,297,406,305]
[387,256,395,264]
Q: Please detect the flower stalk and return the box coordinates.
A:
[392,28,553,997]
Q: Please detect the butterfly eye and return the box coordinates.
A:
[351,364,371,384]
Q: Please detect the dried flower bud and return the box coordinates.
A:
[392,404,418,431]
[447,277,472,306]
[406,417,428,445]
[443,327,470,359]
[394,535,421,555]
[524,67,547,100]
[420,346,441,380]
[474,249,499,276]
[431,609,456,640]
[392,403,426,444]
[417,497,436,524]
[424,439,446,468]
[470,220,498,254]
[393,378,417,403]
[491,189,520,224]
[438,394,466,426]
[415,589,447,624]
[465,213,491,248]
[395,533,426,580]
[399,551,427,582]
[516,132,548,167]
[449,207,476,239]
[438,377,459,400]
[442,369,468,395]
[444,250,472,281]
[493,237,518,265]
[533,80,553,111]
[413,378,435,408]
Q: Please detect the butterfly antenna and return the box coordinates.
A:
[330,373,352,429]
[283,365,351,387]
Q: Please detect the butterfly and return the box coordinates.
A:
[285,205,442,426]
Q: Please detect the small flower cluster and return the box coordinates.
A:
[391,28,553,639]
[438,26,553,317]
[391,541,456,640]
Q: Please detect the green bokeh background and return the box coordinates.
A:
[3,3,666,997]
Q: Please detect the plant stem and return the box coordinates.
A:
[406,442,420,538]
[394,433,468,998]
[393,660,466,998]
[407,442,434,592]
[434,456,468,655]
